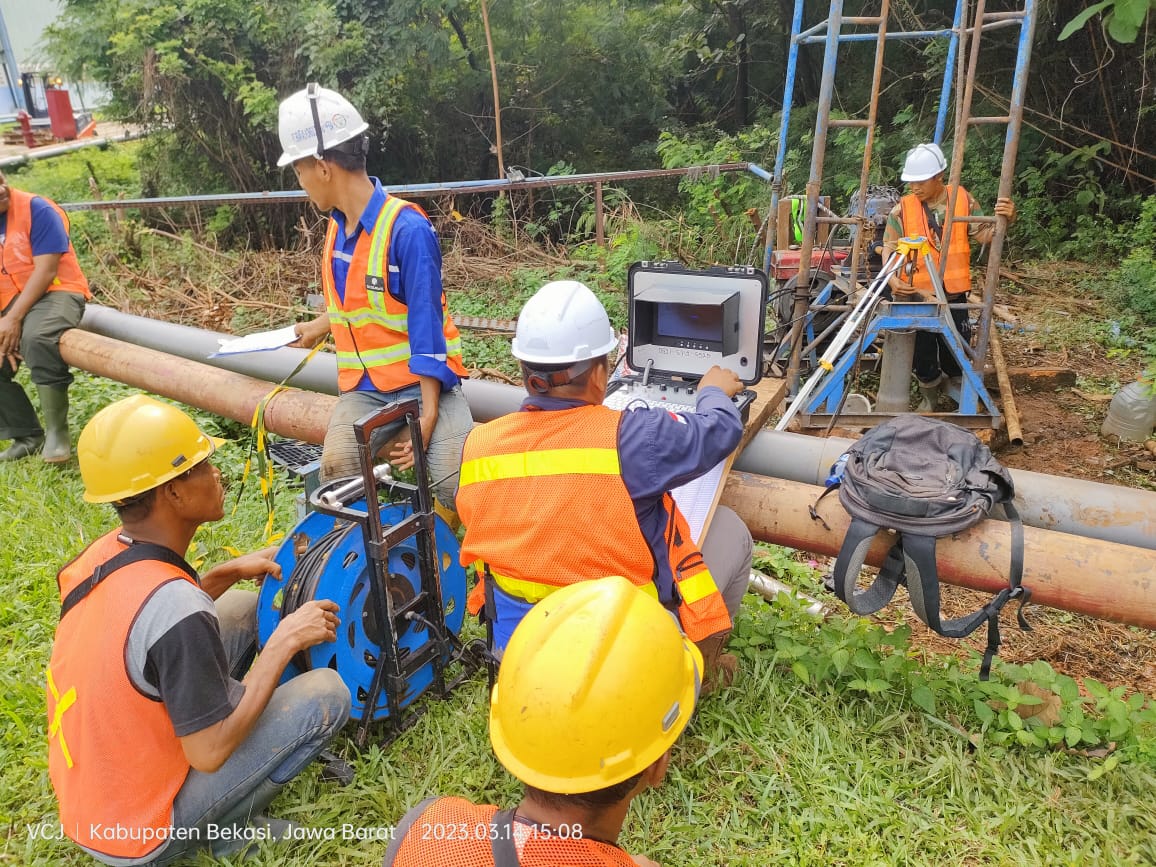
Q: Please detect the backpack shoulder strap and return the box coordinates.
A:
[381,797,438,866]
[830,517,906,615]
[60,542,195,620]
[900,508,1030,680]
[489,808,521,867]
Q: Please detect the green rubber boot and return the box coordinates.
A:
[0,434,44,461]
[37,386,72,463]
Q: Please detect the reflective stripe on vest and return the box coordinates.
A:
[457,405,732,642]
[898,186,972,295]
[0,188,91,309]
[321,195,467,393]
[47,529,196,860]
[383,796,639,866]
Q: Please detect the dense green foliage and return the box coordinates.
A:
[45,0,1154,249]
[2,373,1154,864]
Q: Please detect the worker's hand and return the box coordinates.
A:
[699,365,743,398]
[288,316,329,349]
[0,314,22,359]
[1,349,19,374]
[227,547,282,585]
[273,599,340,652]
[388,413,436,471]
[994,197,1016,225]
[630,856,662,867]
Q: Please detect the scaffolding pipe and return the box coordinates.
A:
[721,471,1156,631]
[71,309,1156,551]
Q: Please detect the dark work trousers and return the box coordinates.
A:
[913,293,973,385]
[0,291,85,439]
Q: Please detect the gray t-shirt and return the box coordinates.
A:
[125,579,245,736]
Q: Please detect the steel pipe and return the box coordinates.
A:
[78,305,523,422]
[721,471,1156,631]
[734,430,1156,551]
[73,309,1156,550]
[59,331,1156,627]
[60,329,336,441]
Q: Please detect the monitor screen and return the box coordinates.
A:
[655,303,723,343]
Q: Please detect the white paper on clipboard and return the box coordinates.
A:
[210,325,300,357]
[670,458,726,545]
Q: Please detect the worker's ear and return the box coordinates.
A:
[641,750,672,790]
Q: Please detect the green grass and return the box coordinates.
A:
[3,380,1156,867]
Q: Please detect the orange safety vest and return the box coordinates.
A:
[0,188,90,309]
[456,405,732,642]
[383,796,638,866]
[47,530,196,860]
[321,195,467,393]
[898,185,973,296]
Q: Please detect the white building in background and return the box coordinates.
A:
[0,0,107,118]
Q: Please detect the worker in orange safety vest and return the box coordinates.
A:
[0,170,91,463]
[46,395,350,864]
[455,280,752,692]
[277,83,472,508]
[384,576,702,867]
[881,142,1017,410]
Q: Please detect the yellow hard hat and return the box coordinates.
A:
[489,576,703,794]
[78,395,225,503]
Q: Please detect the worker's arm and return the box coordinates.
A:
[880,206,923,298]
[289,313,331,348]
[389,374,441,470]
[0,252,62,363]
[178,599,340,773]
[973,196,1016,246]
[199,546,281,600]
[617,366,744,497]
[386,211,458,470]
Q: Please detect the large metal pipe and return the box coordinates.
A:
[735,430,1156,551]
[721,471,1156,631]
[59,331,1156,629]
[78,305,522,422]
[75,307,1156,550]
[60,329,337,441]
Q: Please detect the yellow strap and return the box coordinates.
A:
[489,569,659,604]
[677,568,720,606]
[47,667,77,769]
[459,448,620,487]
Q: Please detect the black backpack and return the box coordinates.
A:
[813,415,1030,679]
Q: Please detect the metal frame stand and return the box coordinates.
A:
[762,0,1038,430]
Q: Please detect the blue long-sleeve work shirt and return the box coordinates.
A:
[328,179,460,392]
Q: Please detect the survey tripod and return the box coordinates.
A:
[763,0,1038,430]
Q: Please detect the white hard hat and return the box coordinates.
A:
[512,280,618,366]
[277,83,369,167]
[901,142,947,182]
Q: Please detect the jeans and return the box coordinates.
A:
[0,291,84,439]
[89,591,352,866]
[320,383,474,506]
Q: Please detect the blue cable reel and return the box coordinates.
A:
[257,498,467,722]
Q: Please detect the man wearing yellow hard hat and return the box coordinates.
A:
[384,576,702,866]
[45,395,351,864]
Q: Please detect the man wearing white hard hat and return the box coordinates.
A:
[881,142,1017,410]
[276,84,473,507]
[455,280,752,693]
